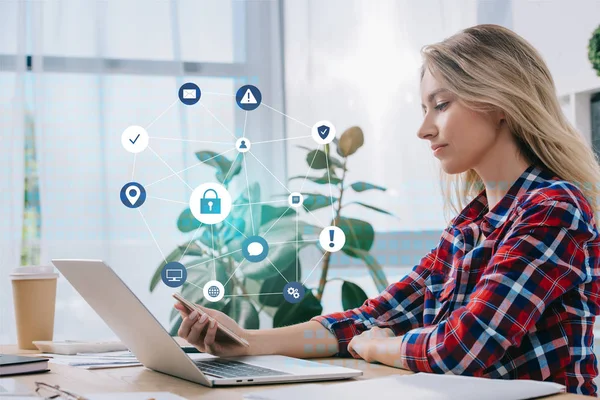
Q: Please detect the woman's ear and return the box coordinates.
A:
[494,109,507,129]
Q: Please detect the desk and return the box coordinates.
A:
[0,343,588,399]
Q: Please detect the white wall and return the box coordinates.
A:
[282,0,478,233]
[512,0,600,97]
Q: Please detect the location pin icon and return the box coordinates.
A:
[126,186,140,206]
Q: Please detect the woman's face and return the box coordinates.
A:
[418,68,501,174]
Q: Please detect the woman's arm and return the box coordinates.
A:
[246,320,340,358]
[307,242,442,358]
[391,198,598,375]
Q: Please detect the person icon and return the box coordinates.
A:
[235,137,251,153]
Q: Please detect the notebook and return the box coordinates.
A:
[243,373,565,400]
[0,354,50,376]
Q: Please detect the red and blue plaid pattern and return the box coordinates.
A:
[311,165,600,396]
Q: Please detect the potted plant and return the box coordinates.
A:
[150,126,394,334]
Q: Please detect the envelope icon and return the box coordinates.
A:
[183,89,196,99]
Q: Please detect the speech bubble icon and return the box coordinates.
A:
[247,242,264,256]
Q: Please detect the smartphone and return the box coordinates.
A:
[172,293,250,347]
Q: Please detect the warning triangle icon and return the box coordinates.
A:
[240,88,258,104]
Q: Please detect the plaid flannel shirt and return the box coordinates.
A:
[311,165,600,396]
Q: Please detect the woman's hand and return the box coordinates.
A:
[347,327,399,363]
[174,302,252,357]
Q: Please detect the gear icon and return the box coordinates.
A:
[287,286,300,299]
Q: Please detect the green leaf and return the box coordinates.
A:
[260,205,296,226]
[222,297,259,329]
[170,315,182,336]
[259,258,300,308]
[217,151,243,185]
[149,246,185,292]
[345,247,389,293]
[349,182,386,192]
[180,241,205,257]
[273,289,323,327]
[305,150,345,170]
[302,193,338,211]
[241,242,298,281]
[195,151,233,178]
[341,281,368,310]
[177,208,201,233]
[222,217,246,244]
[289,175,342,185]
[337,217,375,255]
[348,201,395,216]
[230,183,262,237]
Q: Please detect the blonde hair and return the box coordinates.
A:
[420,24,600,223]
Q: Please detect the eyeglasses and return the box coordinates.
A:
[34,381,88,400]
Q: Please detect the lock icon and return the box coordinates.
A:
[200,189,221,214]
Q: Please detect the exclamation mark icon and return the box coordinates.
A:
[329,229,335,248]
[247,91,251,101]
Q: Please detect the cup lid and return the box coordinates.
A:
[10,266,59,280]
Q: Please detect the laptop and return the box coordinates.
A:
[52,259,363,387]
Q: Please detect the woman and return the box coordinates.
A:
[174,24,600,395]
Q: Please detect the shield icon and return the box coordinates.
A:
[317,125,330,140]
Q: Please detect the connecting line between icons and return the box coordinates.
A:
[262,206,292,239]
[247,151,291,194]
[179,223,204,262]
[224,259,246,287]
[296,209,299,282]
[138,208,167,264]
[242,153,256,235]
[147,145,194,192]
[210,224,216,280]
[303,204,326,227]
[146,99,178,130]
[148,196,188,205]
[252,136,312,145]
[145,148,236,188]
[186,249,243,270]
[224,219,248,239]
[261,102,312,129]
[266,257,289,284]
[222,152,241,184]
[302,251,327,286]
[269,239,319,245]
[243,111,248,137]
[231,199,287,208]
[149,137,232,145]
[224,293,281,297]
[131,153,137,181]
[299,144,321,193]
[185,280,204,291]
[324,150,336,225]
[200,102,238,141]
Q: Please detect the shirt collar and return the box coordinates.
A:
[452,164,553,236]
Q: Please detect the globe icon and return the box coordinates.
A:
[208,285,220,298]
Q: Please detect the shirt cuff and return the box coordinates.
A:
[397,326,436,372]
[310,315,368,357]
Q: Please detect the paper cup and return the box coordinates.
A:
[10,266,59,350]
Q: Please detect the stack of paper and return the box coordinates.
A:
[243,374,565,400]
[34,350,141,369]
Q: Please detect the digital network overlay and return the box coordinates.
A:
[120,83,346,305]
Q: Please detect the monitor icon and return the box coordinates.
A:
[166,269,183,282]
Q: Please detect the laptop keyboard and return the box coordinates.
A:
[194,359,291,379]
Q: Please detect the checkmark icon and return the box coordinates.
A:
[129,134,140,144]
